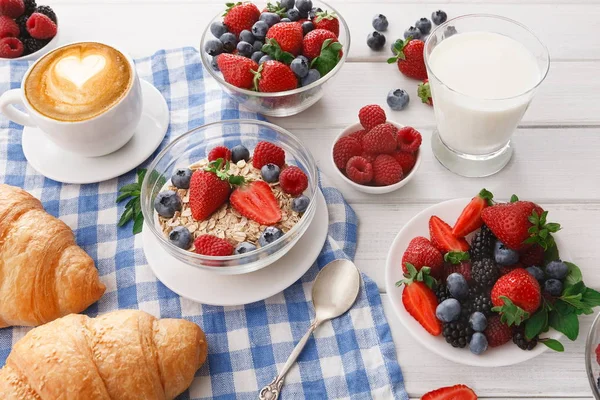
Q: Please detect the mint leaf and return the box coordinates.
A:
[525,307,548,340]
[510,194,519,203]
[543,244,560,265]
[118,207,134,227]
[553,299,575,315]
[581,287,600,309]
[137,168,147,184]
[133,212,144,235]
[119,183,140,194]
[563,281,585,297]
[116,192,132,202]
[549,310,579,341]
[564,262,582,287]
[540,338,565,352]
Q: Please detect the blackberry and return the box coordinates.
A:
[15,15,29,38]
[513,328,538,350]
[35,5,57,23]
[468,290,494,316]
[442,318,474,348]
[23,0,37,15]
[472,258,499,288]
[435,283,451,303]
[470,225,496,261]
[23,38,49,55]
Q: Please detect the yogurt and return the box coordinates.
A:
[427,31,541,155]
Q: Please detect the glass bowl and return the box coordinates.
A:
[141,119,318,275]
[199,0,350,117]
[585,312,600,398]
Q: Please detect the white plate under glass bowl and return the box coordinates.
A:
[143,190,329,306]
[385,198,565,367]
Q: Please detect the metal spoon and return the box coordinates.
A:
[259,259,362,400]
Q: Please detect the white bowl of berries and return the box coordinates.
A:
[0,1,59,60]
[199,0,350,117]
[331,104,422,194]
[385,190,600,367]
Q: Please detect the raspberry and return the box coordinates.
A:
[333,136,361,170]
[252,141,285,169]
[393,150,416,174]
[26,12,56,39]
[0,36,23,58]
[0,0,24,18]
[358,104,386,131]
[346,156,373,184]
[207,146,231,162]
[194,235,234,256]
[397,126,422,153]
[360,152,376,163]
[349,129,367,142]
[362,123,397,154]
[34,5,56,23]
[484,315,512,347]
[279,166,308,196]
[0,16,19,39]
[372,154,403,186]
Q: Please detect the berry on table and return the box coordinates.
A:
[295,0,312,14]
[422,385,477,400]
[333,136,362,170]
[208,145,232,162]
[301,20,314,35]
[345,156,373,185]
[261,163,281,183]
[301,68,320,86]
[235,241,258,254]
[442,318,473,348]
[253,141,286,169]
[417,79,433,106]
[436,298,461,323]
[397,126,422,153]
[431,10,448,25]
[363,123,397,154]
[469,312,487,332]
[415,17,432,35]
[26,12,56,39]
[290,56,309,78]
[494,241,520,266]
[526,266,545,282]
[358,104,386,131]
[236,40,253,57]
[210,21,228,38]
[216,53,258,90]
[223,2,261,37]
[204,39,223,56]
[251,51,264,63]
[388,38,427,80]
[231,144,250,163]
[259,54,272,64]
[367,31,386,51]
[279,166,308,196]
[239,29,255,43]
[373,154,403,186]
[472,259,499,289]
[386,89,409,110]
[194,235,234,256]
[544,278,563,296]
[292,195,310,213]
[154,191,182,218]
[0,0,25,18]
[485,315,512,347]
[447,273,469,300]
[251,20,269,39]
[404,26,422,40]
[402,236,444,279]
[260,12,281,27]
[546,260,568,280]
[0,16,19,39]
[168,226,192,249]
[171,168,193,189]
[469,332,488,355]
[372,14,388,32]
[219,32,238,52]
[259,226,284,246]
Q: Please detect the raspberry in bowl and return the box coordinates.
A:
[141,120,318,275]
[331,104,422,194]
[199,0,350,117]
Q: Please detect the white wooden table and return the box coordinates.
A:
[55,0,600,398]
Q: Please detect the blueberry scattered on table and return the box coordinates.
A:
[219,32,237,52]
[291,56,309,78]
[415,17,432,35]
[239,29,255,43]
[231,144,250,163]
[404,26,422,40]
[260,12,281,27]
[544,278,563,296]
[286,8,300,21]
[252,21,269,39]
[292,195,310,213]
[302,21,314,35]
[259,226,284,247]
[469,332,488,355]
[367,31,386,50]
[301,69,320,86]
[447,273,469,300]
[171,168,193,189]
[154,191,182,218]
[469,312,487,332]
[236,41,253,57]
[386,89,409,110]
[431,10,448,25]
[259,54,273,64]
[261,163,281,183]
[436,298,461,323]
[204,39,223,56]
[494,241,519,265]
[526,266,545,282]
[169,226,192,249]
[210,21,228,38]
[372,14,388,32]
[235,242,258,254]
[251,51,264,63]
[546,260,568,280]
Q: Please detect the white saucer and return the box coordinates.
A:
[22,80,169,184]
[385,198,565,367]
[143,190,329,306]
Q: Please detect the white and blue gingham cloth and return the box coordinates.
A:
[0,47,407,399]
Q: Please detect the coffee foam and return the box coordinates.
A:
[25,43,133,122]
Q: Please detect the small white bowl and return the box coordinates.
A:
[5,23,60,62]
[331,121,422,194]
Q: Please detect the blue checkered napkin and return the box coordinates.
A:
[0,47,407,399]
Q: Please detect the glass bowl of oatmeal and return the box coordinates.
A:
[141,119,319,275]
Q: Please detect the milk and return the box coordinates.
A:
[428,31,541,155]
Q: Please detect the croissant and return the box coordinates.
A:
[0,184,105,328]
[0,310,208,399]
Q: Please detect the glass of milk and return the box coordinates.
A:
[425,15,549,177]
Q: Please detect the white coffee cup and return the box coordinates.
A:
[0,42,143,157]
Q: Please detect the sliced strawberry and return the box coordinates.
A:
[429,216,470,253]
[452,189,494,237]
[397,264,441,336]
[230,181,282,225]
[421,384,477,400]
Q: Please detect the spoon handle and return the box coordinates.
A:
[259,320,321,400]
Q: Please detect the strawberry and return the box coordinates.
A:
[223,2,260,37]
[452,189,494,237]
[520,245,544,268]
[595,344,600,365]
[358,104,386,131]
[265,22,303,56]
[392,150,416,174]
[401,236,444,279]
[302,28,338,59]
[485,315,512,347]
[397,263,442,336]
[481,201,549,250]
[312,10,339,37]
[253,60,298,93]
[188,160,240,221]
[372,154,403,186]
[252,141,285,169]
[429,216,470,253]
[194,235,234,256]
[217,53,258,89]
[208,146,232,162]
[279,166,308,196]
[421,384,477,400]
[418,78,433,106]
[491,268,541,326]
[333,136,361,170]
[362,123,397,154]
[387,38,427,80]
[230,181,282,225]
[443,251,472,282]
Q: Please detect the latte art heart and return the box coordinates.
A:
[54,55,107,88]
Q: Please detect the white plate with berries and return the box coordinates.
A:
[385,190,600,367]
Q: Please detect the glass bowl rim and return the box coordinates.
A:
[585,311,600,398]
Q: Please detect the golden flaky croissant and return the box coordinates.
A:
[0,310,208,399]
[0,184,105,328]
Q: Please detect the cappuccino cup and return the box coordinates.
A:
[0,42,143,157]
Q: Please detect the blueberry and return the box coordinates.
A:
[447,273,469,300]
[210,21,228,38]
[252,21,269,39]
[171,168,193,189]
[236,41,253,57]
[219,32,237,52]
[301,69,320,86]
[168,226,192,249]
[259,226,284,247]
[526,266,545,282]
[546,260,568,280]
[404,26,422,40]
[251,51,264,63]
[367,31,386,51]
[280,18,291,22]
[239,29,255,43]
[290,56,309,78]
[372,14,388,32]
[204,39,223,56]
[431,10,448,25]
[261,163,281,183]
[211,56,220,71]
[469,332,488,355]
[231,144,250,163]
[444,26,457,38]
[494,241,520,266]
[154,191,182,218]
[253,40,264,52]
[301,21,314,35]
[286,8,300,21]
[234,241,258,254]
[296,0,312,13]
[544,278,563,296]
[386,89,409,111]
[280,0,295,10]
[469,312,488,332]
[260,12,281,27]
[308,7,322,20]
[292,195,310,213]
[415,17,432,35]
[436,298,461,323]
[259,55,273,64]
